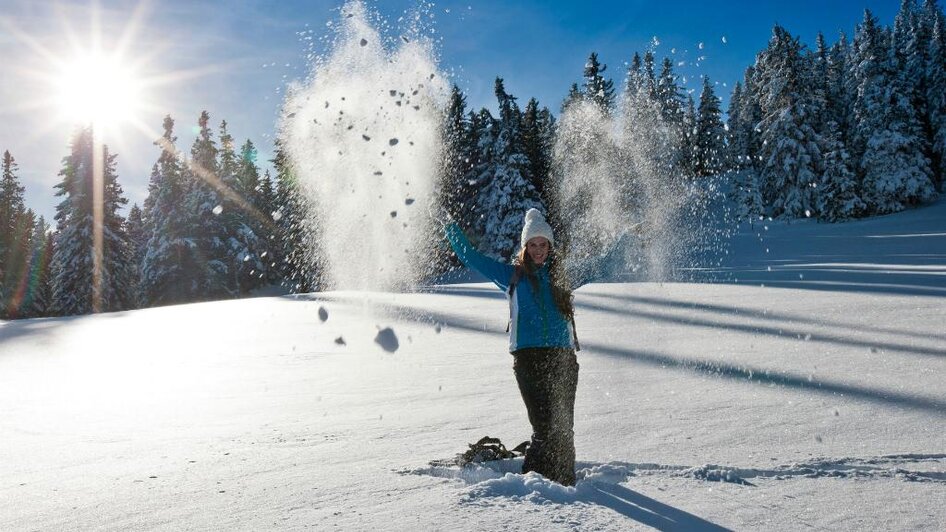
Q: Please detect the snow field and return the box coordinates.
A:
[1,277,943,530]
[3,199,945,530]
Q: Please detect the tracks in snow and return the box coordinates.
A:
[405,453,946,488]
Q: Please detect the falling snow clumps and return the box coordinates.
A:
[374,327,399,352]
[278,0,449,291]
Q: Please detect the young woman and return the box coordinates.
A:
[445,208,590,486]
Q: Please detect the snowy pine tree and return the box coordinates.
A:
[255,170,280,285]
[125,203,146,306]
[256,170,277,228]
[0,150,26,311]
[642,52,657,100]
[851,10,937,213]
[614,50,691,256]
[656,57,686,123]
[465,108,492,229]
[22,216,53,317]
[620,54,685,189]
[141,116,203,306]
[439,85,475,224]
[738,66,764,171]
[728,66,764,175]
[728,81,763,221]
[726,82,746,171]
[472,78,543,260]
[183,111,230,299]
[215,121,259,295]
[3,208,35,317]
[679,95,698,178]
[732,170,764,222]
[226,138,266,294]
[895,0,929,131]
[48,128,93,315]
[812,32,832,134]
[755,26,823,218]
[272,142,320,293]
[693,76,726,177]
[434,86,474,276]
[99,149,135,310]
[817,129,867,222]
[521,97,556,210]
[626,53,643,95]
[50,128,134,315]
[582,52,616,113]
[562,83,583,113]
[218,121,239,185]
[827,33,854,142]
[655,57,689,174]
[927,5,946,189]
[236,140,261,204]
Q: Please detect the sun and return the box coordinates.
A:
[54,49,144,131]
[4,0,230,148]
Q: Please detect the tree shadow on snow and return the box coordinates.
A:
[0,314,96,353]
[288,292,509,337]
[584,483,732,531]
[694,212,946,298]
[417,285,504,300]
[714,269,946,298]
[278,292,945,416]
[578,290,946,344]
[573,295,946,359]
[588,342,946,417]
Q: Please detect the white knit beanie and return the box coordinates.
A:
[521,208,555,248]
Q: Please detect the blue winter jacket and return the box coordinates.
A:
[446,223,614,353]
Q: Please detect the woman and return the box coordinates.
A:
[445,208,586,486]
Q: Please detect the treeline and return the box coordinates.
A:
[0,112,313,319]
[437,51,727,262]
[0,150,51,318]
[440,1,946,263]
[3,1,943,318]
[728,3,945,221]
[438,79,551,261]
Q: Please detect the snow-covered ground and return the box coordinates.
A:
[2,201,945,531]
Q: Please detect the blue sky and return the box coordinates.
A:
[0,0,900,222]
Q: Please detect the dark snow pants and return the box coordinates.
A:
[512,347,579,486]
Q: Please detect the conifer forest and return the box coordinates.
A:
[1,2,943,319]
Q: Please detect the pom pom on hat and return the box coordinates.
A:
[521,208,555,248]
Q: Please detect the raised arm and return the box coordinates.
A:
[445,223,515,291]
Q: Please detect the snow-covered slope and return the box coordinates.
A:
[699,196,946,297]
[2,202,944,531]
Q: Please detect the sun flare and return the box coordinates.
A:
[54,51,144,130]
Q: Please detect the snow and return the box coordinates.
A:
[280,1,449,290]
[373,326,399,352]
[1,202,945,530]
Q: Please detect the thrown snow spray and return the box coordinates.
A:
[553,88,727,282]
[280,1,449,290]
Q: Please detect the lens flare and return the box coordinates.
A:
[55,51,143,128]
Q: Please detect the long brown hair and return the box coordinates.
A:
[515,245,575,319]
